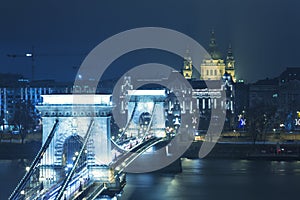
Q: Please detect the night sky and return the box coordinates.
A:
[0,0,299,83]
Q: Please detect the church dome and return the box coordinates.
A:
[210,50,222,60]
[208,30,222,60]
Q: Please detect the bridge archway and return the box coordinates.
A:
[62,135,86,172]
[126,90,167,138]
[139,112,151,126]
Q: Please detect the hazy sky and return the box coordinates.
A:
[0,0,299,83]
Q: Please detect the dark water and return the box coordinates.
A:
[2,159,300,200]
[121,159,300,200]
[0,160,26,200]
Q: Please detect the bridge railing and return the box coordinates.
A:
[74,136,163,200]
[111,137,164,173]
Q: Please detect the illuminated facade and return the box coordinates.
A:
[177,31,238,130]
[225,44,236,82]
[183,30,236,82]
[201,59,226,81]
[200,30,226,81]
[119,69,235,132]
[37,94,113,184]
[182,53,193,79]
[0,78,112,130]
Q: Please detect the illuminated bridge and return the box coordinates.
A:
[9,91,172,200]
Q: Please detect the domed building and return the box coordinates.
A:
[180,31,237,131]
[190,30,237,82]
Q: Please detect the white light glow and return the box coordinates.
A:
[41,94,112,105]
[67,164,73,168]
[127,90,166,96]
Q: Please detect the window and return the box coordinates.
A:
[214,70,217,76]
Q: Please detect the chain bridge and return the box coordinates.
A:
[9,90,176,200]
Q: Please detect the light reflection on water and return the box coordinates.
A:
[2,159,300,199]
[120,158,300,200]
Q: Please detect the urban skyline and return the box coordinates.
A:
[0,0,300,83]
[1,1,300,199]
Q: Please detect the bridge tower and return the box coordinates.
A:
[126,90,166,138]
[36,94,113,185]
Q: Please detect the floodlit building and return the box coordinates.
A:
[199,30,236,82]
[0,76,112,130]
[180,31,237,130]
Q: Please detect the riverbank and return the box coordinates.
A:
[1,139,300,161]
[184,141,300,160]
[0,141,41,159]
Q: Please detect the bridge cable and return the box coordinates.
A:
[84,183,107,200]
[84,139,160,200]
[144,102,156,138]
[112,137,163,174]
[116,101,138,143]
[9,119,60,200]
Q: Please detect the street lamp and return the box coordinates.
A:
[25,166,30,172]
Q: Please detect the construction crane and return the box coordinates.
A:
[7,47,87,81]
[7,46,35,81]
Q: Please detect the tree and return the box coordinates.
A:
[248,103,277,144]
[12,100,35,143]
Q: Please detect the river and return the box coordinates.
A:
[1,158,300,199]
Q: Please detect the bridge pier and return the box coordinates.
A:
[156,158,182,173]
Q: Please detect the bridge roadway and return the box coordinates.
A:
[32,166,89,200]
[10,136,164,200]
[67,137,164,200]
[111,137,165,172]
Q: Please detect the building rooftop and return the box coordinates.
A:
[252,78,278,86]
[279,67,300,82]
[189,79,224,89]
